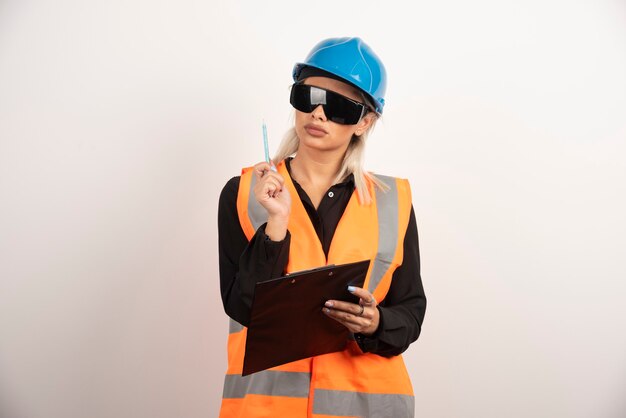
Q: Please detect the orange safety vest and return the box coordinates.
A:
[220,160,414,418]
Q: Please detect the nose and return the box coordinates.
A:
[311,104,327,121]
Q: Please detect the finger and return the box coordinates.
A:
[255,175,281,192]
[262,170,285,185]
[255,173,285,194]
[253,162,272,179]
[325,300,372,319]
[264,184,278,198]
[323,307,371,331]
[267,176,284,195]
[264,179,284,197]
[347,286,376,306]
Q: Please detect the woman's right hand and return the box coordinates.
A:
[252,161,291,240]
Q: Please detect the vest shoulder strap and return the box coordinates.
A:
[367,174,413,297]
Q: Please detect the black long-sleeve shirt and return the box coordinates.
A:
[218,158,427,356]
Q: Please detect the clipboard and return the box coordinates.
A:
[242,259,371,376]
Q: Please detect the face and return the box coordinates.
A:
[294,76,375,155]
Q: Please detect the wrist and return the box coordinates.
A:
[265,216,289,241]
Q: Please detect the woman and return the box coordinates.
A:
[218,37,427,417]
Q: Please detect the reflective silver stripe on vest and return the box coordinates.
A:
[223,370,311,399]
[312,389,414,418]
[229,318,244,334]
[369,175,399,293]
[247,174,268,231]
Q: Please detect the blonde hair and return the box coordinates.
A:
[273,111,389,205]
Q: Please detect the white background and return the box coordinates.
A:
[1,1,625,417]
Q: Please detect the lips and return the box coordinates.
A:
[304,123,327,137]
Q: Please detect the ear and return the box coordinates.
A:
[354,112,377,136]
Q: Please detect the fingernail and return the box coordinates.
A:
[323,308,330,313]
[347,286,356,293]
[325,301,333,307]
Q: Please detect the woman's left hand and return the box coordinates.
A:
[323,286,379,336]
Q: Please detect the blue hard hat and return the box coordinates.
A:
[293,37,387,114]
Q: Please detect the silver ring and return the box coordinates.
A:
[357,305,365,317]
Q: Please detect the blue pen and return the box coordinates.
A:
[263,120,277,172]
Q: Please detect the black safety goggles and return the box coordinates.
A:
[289,82,369,125]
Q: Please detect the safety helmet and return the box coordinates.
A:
[292,37,387,114]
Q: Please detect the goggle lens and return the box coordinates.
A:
[290,83,366,125]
